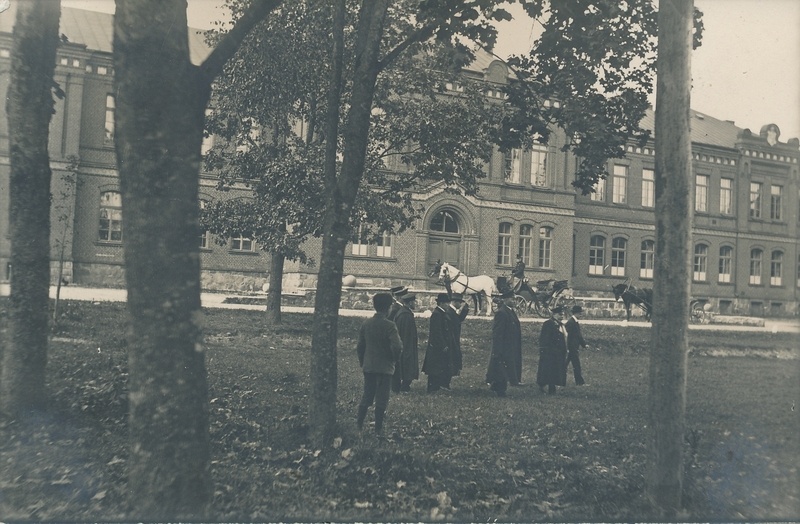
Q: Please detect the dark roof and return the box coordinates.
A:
[0,5,212,64]
[639,107,743,150]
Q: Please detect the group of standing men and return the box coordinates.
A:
[355,284,589,435]
[355,286,468,434]
[487,289,588,396]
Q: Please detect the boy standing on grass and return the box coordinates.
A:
[356,293,403,435]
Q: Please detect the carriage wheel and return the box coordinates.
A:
[534,301,549,318]
[513,295,528,315]
[552,292,577,312]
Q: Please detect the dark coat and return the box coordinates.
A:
[446,303,468,375]
[486,304,522,385]
[536,317,567,387]
[357,312,403,375]
[422,306,453,378]
[393,305,419,381]
[387,301,402,321]
[565,316,586,352]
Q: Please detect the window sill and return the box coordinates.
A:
[94,240,122,247]
[344,255,398,262]
[228,250,259,256]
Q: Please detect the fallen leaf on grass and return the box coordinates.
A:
[91,490,107,501]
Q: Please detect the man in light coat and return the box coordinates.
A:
[356,293,403,435]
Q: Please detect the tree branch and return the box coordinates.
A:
[199,0,283,84]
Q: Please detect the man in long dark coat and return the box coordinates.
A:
[486,290,521,397]
[391,292,419,393]
[536,305,568,394]
[445,292,469,384]
[564,305,587,385]
[422,293,454,393]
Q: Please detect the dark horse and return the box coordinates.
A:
[612,281,653,321]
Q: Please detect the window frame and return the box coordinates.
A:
[641,168,655,208]
[231,233,256,253]
[610,237,627,277]
[538,226,553,269]
[591,177,606,202]
[98,190,122,243]
[518,224,534,266]
[104,94,115,143]
[529,144,549,187]
[749,182,762,219]
[612,165,627,204]
[695,174,709,213]
[497,222,512,265]
[770,250,783,286]
[749,248,763,285]
[770,185,783,221]
[376,232,393,258]
[720,178,733,215]
[640,239,654,279]
[693,243,708,282]
[504,149,522,184]
[589,235,606,275]
[718,245,733,283]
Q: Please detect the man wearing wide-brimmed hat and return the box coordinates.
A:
[486,289,521,397]
[387,285,408,321]
[536,305,568,394]
[422,293,454,393]
[391,291,419,393]
[564,305,588,386]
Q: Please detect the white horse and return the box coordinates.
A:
[435,261,497,316]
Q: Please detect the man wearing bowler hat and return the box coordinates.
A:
[445,293,469,383]
[422,293,454,393]
[486,289,522,397]
[391,291,419,393]
[564,305,588,385]
[536,305,568,394]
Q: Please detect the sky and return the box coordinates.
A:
[62,0,800,141]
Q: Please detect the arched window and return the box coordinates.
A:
[770,251,783,286]
[497,222,512,265]
[589,235,605,275]
[718,246,733,283]
[640,240,654,279]
[518,224,534,265]
[99,191,122,242]
[749,248,763,285]
[430,210,460,234]
[611,237,627,276]
[693,244,708,281]
[538,227,553,268]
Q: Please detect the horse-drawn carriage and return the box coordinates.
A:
[429,260,574,317]
[612,278,713,323]
[496,276,575,317]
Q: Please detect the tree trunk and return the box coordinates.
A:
[648,0,693,516]
[0,0,60,417]
[113,1,211,518]
[266,252,284,324]
[309,0,390,448]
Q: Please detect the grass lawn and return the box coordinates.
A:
[0,298,797,521]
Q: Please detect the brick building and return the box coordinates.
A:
[1,6,798,315]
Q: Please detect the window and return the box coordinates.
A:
[497,222,512,265]
[693,244,708,281]
[718,246,733,283]
[351,225,368,256]
[538,227,552,268]
[612,165,627,204]
[770,185,782,220]
[749,248,762,285]
[770,251,783,286]
[589,235,605,275]
[695,175,709,212]
[591,177,606,202]
[504,149,522,184]
[232,233,255,252]
[641,169,654,208]
[376,232,392,258]
[749,182,762,218]
[199,200,209,249]
[640,240,654,279]
[530,145,549,187]
[430,210,459,233]
[98,191,122,242]
[104,95,115,142]
[720,178,733,214]
[518,225,533,265]
[610,238,627,276]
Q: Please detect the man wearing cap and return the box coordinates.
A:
[387,285,408,321]
[486,289,521,397]
[536,305,568,394]
[422,293,454,393]
[510,254,526,292]
[564,305,588,386]
[391,292,419,393]
[445,293,469,383]
[356,293,403,435]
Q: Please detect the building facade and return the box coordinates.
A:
[1,7,798,315]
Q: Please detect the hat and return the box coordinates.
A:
[389,285,408,297]
[436,293,451,303]
[571,305,583,314]
[450,293,463,301]
[400,292,416,302]
[552,305,567,314]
